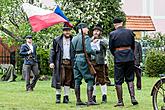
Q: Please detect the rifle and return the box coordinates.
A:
[81,28,96,75]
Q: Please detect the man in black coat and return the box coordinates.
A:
[109,17,138,107]
[134,41,142,90]
[49,24,74,104]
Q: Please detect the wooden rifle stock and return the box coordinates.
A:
[81,28,96,75]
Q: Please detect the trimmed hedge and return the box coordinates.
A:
[144,49,165,77]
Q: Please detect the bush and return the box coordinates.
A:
[107,53,114,78]
[37,48,52,75]
[144,49,165,77]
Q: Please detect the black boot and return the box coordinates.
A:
[127,82,138,105]
[56,94,61,103]
[75,86,86,106]
[114,85,124,107]
[101,94,107,104]
[87,86,99,106]
[93,95,96,103]
[63,96,69,103]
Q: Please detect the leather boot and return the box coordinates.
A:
[63,96,69,103]
[135,67,142,90]
[56,94,61,103]
[93,95,96,103]
[114,85,124,107]
[75,86,86,105]
[127,82,138,105]
[101,94,107,104]
[87,86,99,106]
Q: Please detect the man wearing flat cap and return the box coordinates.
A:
[49,24,74,104]
[72,23,98,106]
[109,17,138,107]
[91,24,111,104]
[19,35,39,92]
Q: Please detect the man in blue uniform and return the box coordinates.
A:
[19,35,39,92]
[72,23,98,106]
[109,17,138,107]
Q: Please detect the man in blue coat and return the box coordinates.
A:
[109,17,138,107]
[19,35,39,92]
[49,24,74,104]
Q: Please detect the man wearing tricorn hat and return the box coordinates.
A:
[49,24,74,104]
[91,24,111,103]
[19,35,39,92]
[109,17,138,107]
[71,23,98,106]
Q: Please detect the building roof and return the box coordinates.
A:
[125,16,156,31]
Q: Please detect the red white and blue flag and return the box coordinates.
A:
[22,3,73,32]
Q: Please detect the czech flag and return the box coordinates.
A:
[22,3,73,32]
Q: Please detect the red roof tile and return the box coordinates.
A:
[125,16,156,31]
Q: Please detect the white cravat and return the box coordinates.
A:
[63,37,70,59]
[91,39,101,51]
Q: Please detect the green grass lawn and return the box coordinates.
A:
[0,76,159,110]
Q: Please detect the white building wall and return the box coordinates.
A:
[121,0,165,33]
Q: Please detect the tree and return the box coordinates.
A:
[1,0,125,46]
[1,0,23,41]
[61,0,125,35]
[0,0,62,49]
[0,0,125,75]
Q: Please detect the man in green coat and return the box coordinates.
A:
[72,23,98,106]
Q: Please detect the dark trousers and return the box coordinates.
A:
[114,61,134,85]
[134,65,141,89]
[24,63,39,90]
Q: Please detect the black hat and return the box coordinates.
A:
[113,17,123,23]
[26,35,32,39]
[63,24,71,31]
[77,23,88,29]
[93,24,103,32]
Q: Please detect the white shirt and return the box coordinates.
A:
[27,43,33,53]
[91,39,101,51]
[63,37,70,59]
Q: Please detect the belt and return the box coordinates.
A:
[76,50,84,54]
[91,60,96,64]
[115,46,131,51]
[62,59,71,65]
[62,59,70,61]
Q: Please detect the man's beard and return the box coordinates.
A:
[93,34,100,39]
[64,34,70,38]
